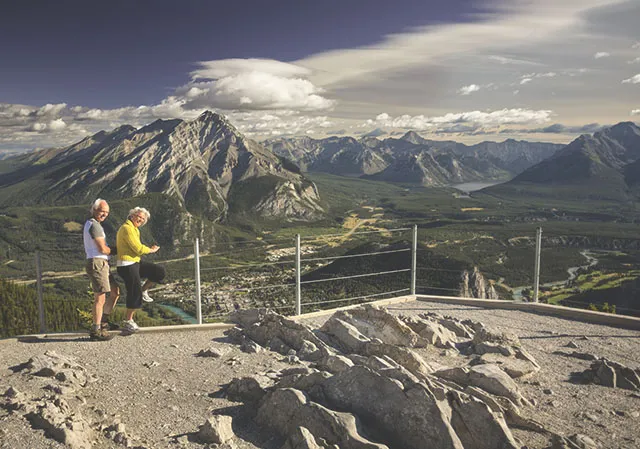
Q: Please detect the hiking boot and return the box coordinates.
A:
[141,290,154,303]
[101,321,119,331]
[89,328,113,341]
[122,320,139,333]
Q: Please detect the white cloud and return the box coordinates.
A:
[622,74,640,84]
[228,111,333,137]
[594,52,610,59]
[520,78,533,85]
[29,123,47,132]
[513,90,520,95]
[177,59,334,112]
[628,57,640,64]
[632,109,640,116]
[191,59,310,80]
[488,55,541,65]
[48,119,67,131]
[457,84,481,95]
[34,103,66,117]
[633,42,640,49]
[369,108,553,132]
[298,0,620,88]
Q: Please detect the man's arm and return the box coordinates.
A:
[94,236,111,255]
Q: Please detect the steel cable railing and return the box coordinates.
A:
[6,224,640,338]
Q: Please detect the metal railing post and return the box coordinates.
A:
[295,234,301,315]
[411,225,417,296]
[194,238,202,324]
[533,227,542,303]
[35,251,46,333]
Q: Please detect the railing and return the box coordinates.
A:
[2,223,640,338]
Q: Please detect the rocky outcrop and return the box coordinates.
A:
[459,267,499,299]
[581,358,640,391]
[224,306,549,449]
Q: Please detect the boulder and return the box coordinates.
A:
[583,359,640,391]
[448,390,519,449]
[435,364,527,406]
[14,351,90,389]
[478,353,540,379]
[281,426,326,449]
[197,415,234,444]
[256,388,388,449]
[226,376,274,402]
[25,400,94,449]
[320,318,371,353]
[321,365,465,449]
[400,316,457,348]
[329,305,422,347]
[362,341,434,377]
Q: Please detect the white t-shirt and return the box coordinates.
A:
[83,218,108,260]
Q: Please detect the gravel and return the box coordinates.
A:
[0,299,639,449]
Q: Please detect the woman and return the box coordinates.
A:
[116,207,165,333]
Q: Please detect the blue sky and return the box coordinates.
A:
[1,0,639,151]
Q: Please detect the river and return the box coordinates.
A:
[511,250,599,301]
[157,304,198,324]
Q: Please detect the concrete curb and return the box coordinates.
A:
[415,295,640,330]
[1,295,416,342]
[4,293,638,342]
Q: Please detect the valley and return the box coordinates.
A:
[1,117,640,337]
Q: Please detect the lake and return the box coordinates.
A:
[451,181,503,193]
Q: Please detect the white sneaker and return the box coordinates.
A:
[122,320,139,333]
[141,291,154,303]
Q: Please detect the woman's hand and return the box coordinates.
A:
[150,245,160,253]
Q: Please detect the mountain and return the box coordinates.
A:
[489,122,640,200]
[263,132,562,186]
[0,111,324,222]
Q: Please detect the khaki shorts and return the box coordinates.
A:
[86,258,111,294]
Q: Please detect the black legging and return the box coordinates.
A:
[117,261,166,309]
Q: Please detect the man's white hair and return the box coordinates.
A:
[128,207,151,224]
[90,198,108,213]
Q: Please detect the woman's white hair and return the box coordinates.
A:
[128,207,151,224]
[90,198,107,213]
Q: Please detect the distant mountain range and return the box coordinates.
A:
[263,132,564,186]
[0,111,324,222]
[488,122,640,200]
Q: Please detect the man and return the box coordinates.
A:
[83,198,120,341]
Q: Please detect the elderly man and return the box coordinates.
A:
[83,198,120,341]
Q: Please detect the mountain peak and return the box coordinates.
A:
[400,131,428,145]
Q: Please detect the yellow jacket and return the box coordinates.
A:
[116,219,151,263]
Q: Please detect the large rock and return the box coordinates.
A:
[242,313,329,361]
[448,390,520,449]
[362,341,434,377]
[321,365,464,449]
[400,315,457,348]
[435,364,528,406]
[13,351,91,389]
[25,399,93,449]
[328,305,422,347]
[320,318,371,353]
[281,426,325,449]
[256,388,388,449]
[478,353,540,379]
[583,359,640,391]
[197,415,234,444]
[226,376,274,402]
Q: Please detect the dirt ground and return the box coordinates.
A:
[1,299,639,449]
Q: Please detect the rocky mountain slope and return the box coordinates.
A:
[0,111,324,222]
[489,122,640,200]
[263,133,563,187]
